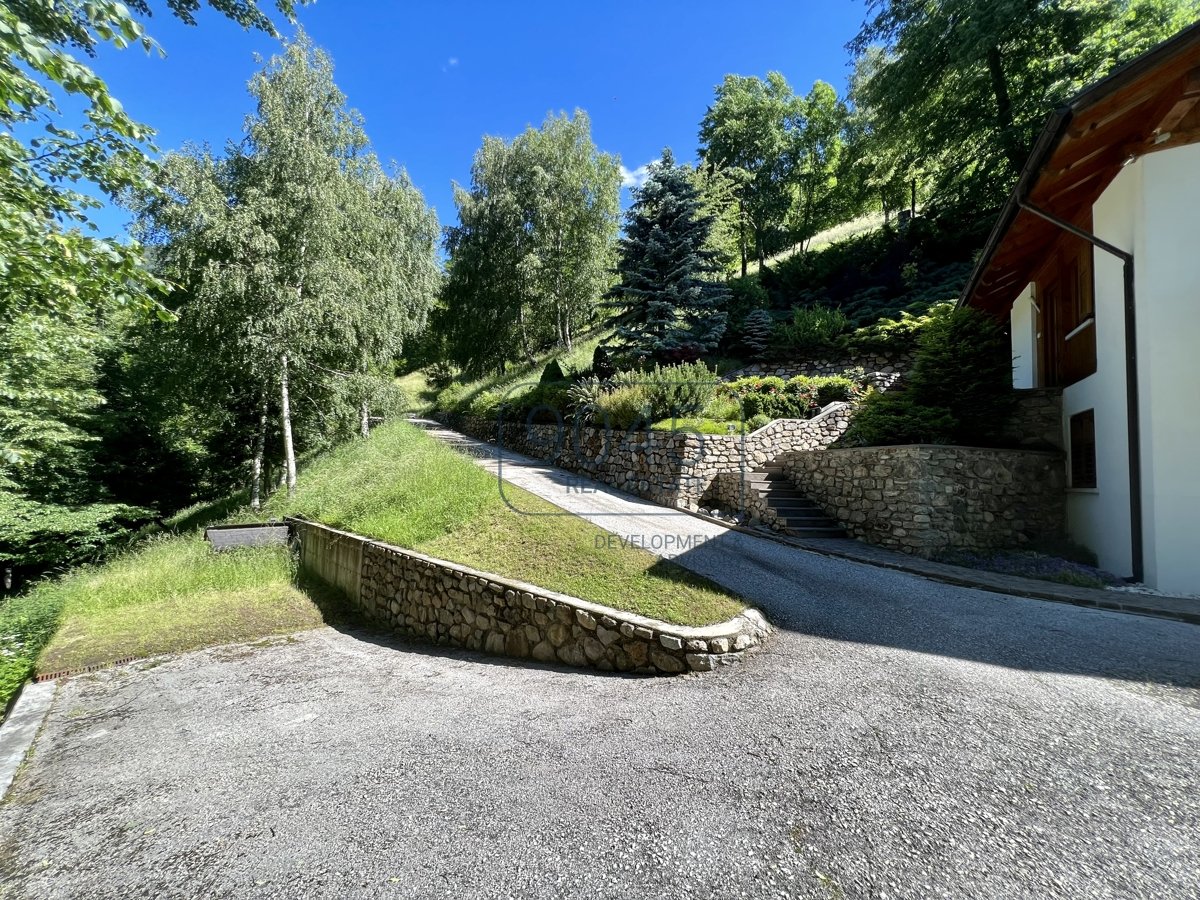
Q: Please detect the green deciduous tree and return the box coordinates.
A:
[608,150,729,363]
[699,72,800,274]
[442,111,621,375]
[1,0,297,577]
[788,80,850,252]
[134,35,439,504]
[849,0,1198,210]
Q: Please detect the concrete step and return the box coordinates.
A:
[782,525,848,538]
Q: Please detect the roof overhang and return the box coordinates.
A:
[960,22,1200,316]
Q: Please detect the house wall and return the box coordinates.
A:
[1010,283,1038,389]
[1068,159,1138,579]
[1011,143,1200,593]
[1134,143,1200,595]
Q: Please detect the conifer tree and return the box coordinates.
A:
[741,308,774,360]
[608,150,728,363]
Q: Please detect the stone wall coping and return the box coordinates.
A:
[284,515,769,643]
[785,443,1063,458]
[472,407,850,445]
[745,402,851,438]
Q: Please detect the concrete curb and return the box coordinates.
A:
[0,680,56,800]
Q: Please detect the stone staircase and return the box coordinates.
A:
[744,461,846,539]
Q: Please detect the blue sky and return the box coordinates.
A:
[86,0,867,237]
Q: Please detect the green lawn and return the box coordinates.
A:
[32,537,348,678]
[268,420,744,626]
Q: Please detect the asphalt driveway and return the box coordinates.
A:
[2,429,1198,899]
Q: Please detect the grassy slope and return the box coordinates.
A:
[427,327,614,414]
[268,420,744,626]
[745,211,888,277]
[3,409,740,708]
[34,538,346,677]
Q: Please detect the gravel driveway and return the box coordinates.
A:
[2,431,1198,899]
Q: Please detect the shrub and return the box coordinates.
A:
[427,360,457,390]
[435,382,466,412]
[591,345,617,381]
[771,305,850,356]
[642,361,717,420]
[594,384,650,430]
[540,359,566,384]
[848,302,954,354]
[741,309,774,360]
[747,413,770,431]
[840,390,957,446]
[567,377,605,422]
[907,306,1014,445]
[466,389,505,418]
[798,375,861,407]
[840,307,1014,448]
[702,395,743,423]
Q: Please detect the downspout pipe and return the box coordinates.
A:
[1017,199,1144,584]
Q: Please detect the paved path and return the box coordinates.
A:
[2,429,1199,899]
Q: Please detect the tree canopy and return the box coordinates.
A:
[442,111,620,375]
[134,34,440,502]
[849,0,1199,209]
[608,150,729,363]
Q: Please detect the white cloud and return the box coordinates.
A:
[620,161,654,190]
[442,57,459,73]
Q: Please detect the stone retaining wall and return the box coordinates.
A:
[1007,388,1065,450]
[704,472,779,527]
[289,517,770,675]
[779,445,1066,555]
[451,403,853,510]
[724,350,914,384]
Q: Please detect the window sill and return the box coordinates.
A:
[1067,487,1100,494]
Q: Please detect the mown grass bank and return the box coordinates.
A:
[267,420,744,626]
[0,417,741,712]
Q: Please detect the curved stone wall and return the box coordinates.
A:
[451,402,853,511]
[288,517,771,675]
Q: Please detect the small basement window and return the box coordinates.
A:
[1069,410,1097,489]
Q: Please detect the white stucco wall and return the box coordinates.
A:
[1068,160,1139,581]
[1010,283,1038,389]
[1132,144,1200,595]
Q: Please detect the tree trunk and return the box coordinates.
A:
[280,353,297,496]
[517,305,536,365]
[360,399,370,439]
[250,394,268,511]
[986,45,1024,175]
[738,199,748,277]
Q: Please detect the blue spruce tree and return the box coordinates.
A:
[608,150,728,363]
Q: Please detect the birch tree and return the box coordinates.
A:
[134,34,439,504]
